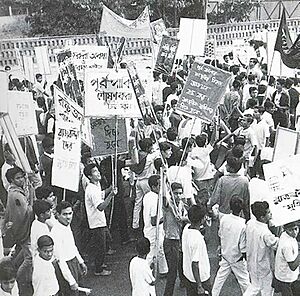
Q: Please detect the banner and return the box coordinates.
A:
[177,62,231,122]
[8,91,38,136]
[90,118,128,156]
[177,18,207,58]
[35,46,51,75]
[57,49,83,107]
[0,72,8,114]
[154,35,179,75]
[84,69,142,118]
[54,86,92,147]
[263,154,300,226]
[22,56,35,83]
[99,5,151,39]
[70,45,109,79]
[52,121,81,192]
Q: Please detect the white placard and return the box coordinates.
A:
[52,121,81,191]
[35,46,51,75]
[84,69,142,118]
[23,56,35,83]
[263,154,300,226]
[176,18,207,58]
[8,91,38,136]
[0,72,8,114]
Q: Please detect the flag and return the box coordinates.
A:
[95,32,114,68]
[99,5,151,39]
[115,37,126,65]
[274,9,300,69]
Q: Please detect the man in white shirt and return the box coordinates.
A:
[182,205,211,296]
[244,201,278,296]
[83,163,117,276]
[30,200,51,257]
[51,201,87,296]
[143,175,168,275]
[273,221,300,296]
[262,101,275,133]
[212,196,250,295]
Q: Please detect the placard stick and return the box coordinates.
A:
[62,189,66,201]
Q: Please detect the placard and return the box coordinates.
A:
[54,86,92,147]
[84,69,142,118]
[52,121,81,191]
[57,49,83,107]
[177,62,231,122]
[22,56,35,83]
[35,46,51,75]
[0,72,8,114]
[263,154,300,226]
[90,118,128,156]
[8,91,38,136]
[273,126,298,161]
[154,35,179,75]
[70,45,108,79]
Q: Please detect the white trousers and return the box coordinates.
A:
[212,258,250,296]
[243,271,274,296]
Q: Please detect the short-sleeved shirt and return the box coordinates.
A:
[182,224,210,283]
[275,232,299,283]
[85,182,106,229]
[233,126,257,159]
[129,256,156,296]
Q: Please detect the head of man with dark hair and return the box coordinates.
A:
[188,205,207,225]
[249,86,258,99]
[0,258,17,293]
[139,138,153,153]
[56,201,73,226]
[42,136,54,154]
[195,134,208,148]
[264,100,275,114]
[159,142,172,160]
[283,221,299,239]
[226,157,242,174]
[251,201,271,223]
[35,73,43,82]
[35,186,56,208]
[135,237,151,257]
[231,144,244,159]
[247,74,256,83]
[230,195,244,215]
[5,166,25,187]
[171,182,184,202]
[37,235,54,261]
[148,175,160,194]
[232,79,241,90]
[33,200,51,222]
[167,127,177,142]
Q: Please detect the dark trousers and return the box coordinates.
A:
[89,226,108,272]
[272,277,298,296]
[273,109,289,128]
[185,278,211,296]
[163,239,182,296]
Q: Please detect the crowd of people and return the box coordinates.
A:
[0,42,300,296]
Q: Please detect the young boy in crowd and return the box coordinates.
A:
[129,237,156,296]
[143,175,168,276]
[244,201,278,296]
[32,235,59,296]
[30,200,52,257]
[273,221,300,296]
[0,258,18,296]
[212,196,250,296]
[182,205,211,296]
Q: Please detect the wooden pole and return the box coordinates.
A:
[62,188,66,201]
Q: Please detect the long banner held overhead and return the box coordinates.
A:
[54,86,92,147]
[84,69,142,118]
[70,45,109,79]
[263,154,300,226]
[154,35,179,76]
[52,121,81,192]
[8,91,38,136]
[90,118,128,157]
[177,62,231,122]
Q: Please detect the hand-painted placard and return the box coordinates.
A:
[177,62,231,122]
[84,69,142,118]
[90,118,128,156]
[52,121,81,191]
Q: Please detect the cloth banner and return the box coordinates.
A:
[54,86,92,147]
[263,154,300,226]
[0,72,8,114]
[99,5,151,39]
[154,35,179,75]
[52,121,81,192]
[57,49,84,107]
[35,46,51,75]
[150,19,167,44]
[177,62,231,122]
[70,45,109,79]
[176,18,207,58]
[8,91,38,136]
[22,56,35,83]
[84,69,142,118]
[90,118,128,157]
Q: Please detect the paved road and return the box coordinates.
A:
[81,221,243,296]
